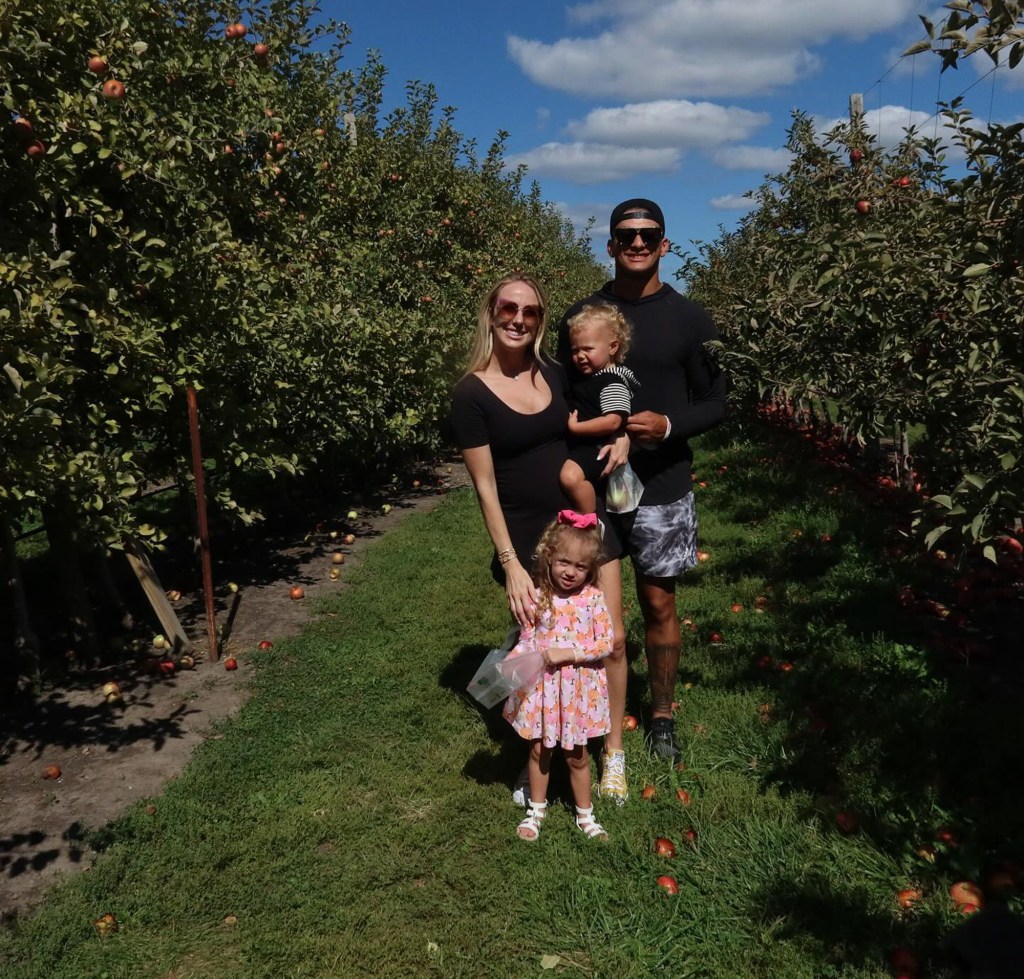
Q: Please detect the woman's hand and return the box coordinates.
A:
[505,559,539,627]
[598,432,631,477]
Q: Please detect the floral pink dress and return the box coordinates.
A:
[503,584,612,750]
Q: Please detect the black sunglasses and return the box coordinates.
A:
[612,227,664,248]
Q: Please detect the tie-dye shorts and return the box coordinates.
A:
[609,491,697,578]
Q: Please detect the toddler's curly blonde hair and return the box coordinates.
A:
[567,303,632,363]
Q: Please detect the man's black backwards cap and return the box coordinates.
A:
[609,198,665,236]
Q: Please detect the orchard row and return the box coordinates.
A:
[681,104,1023,562]
[0,0,605,671]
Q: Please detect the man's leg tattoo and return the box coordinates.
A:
[647,642,681,716]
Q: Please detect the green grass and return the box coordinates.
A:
[2,419,1021,978]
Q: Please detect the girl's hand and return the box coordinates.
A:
[543,645,575,667]
[505,560,539,627]
[567,409,580,434]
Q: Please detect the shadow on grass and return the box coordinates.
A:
[681,420,1024,920]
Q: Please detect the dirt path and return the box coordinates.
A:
[0,462,472,921]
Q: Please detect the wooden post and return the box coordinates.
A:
[124,538,191,652]
[850,93,863,125]
[186,387,218,661]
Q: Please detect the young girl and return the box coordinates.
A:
[559,303,639,514]
[503,510,613,841]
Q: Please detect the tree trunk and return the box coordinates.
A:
[41,490,100,664]
[0,515,40,684]
[88,545,134,632]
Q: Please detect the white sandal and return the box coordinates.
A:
[516,800,547,841]
[575,805,608,840]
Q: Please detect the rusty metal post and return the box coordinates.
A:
[186,386,218,661]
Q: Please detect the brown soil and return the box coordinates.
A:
[0,461,472,921]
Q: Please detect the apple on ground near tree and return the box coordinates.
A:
[289,585,305,600]
[93,913,118,937]
[329,569,340,581]
[656,875,679,895]
[624,714,638,731]
[709,631,723,644]
[897,888,922,909]
[381,504,392,514]
[344,534,355,545]
[676,789,691,805]
[730,603,743,613]
[224,657,238,671]
[42,764,62,780]
[258,640,273,650]
[347,510,358,520]
[834,811,859,834]
[683,829,698,845]
[950,881,984,909]
[228,582,239,593]
[152,634,167,649]
[640,785,656,801]
[653,837,677,858]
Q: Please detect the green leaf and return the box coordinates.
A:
[925,525,950,548]
[963,263,991,277]
[71,141,88,154]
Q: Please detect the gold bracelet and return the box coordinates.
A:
[497,547,516,565]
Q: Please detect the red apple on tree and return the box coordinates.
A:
[254,43,269,57]
[87,56,108,73]
[26,140,46,160]
[102,79,126,100]
[850,148,863,163]
[226,22,247,39]
[855,200,871,215]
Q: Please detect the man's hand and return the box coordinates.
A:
[626,411,668,443]
[597,432,631,477]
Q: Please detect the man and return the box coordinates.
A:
[557,198,726,781]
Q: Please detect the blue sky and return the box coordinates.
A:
[320,1,1022,276]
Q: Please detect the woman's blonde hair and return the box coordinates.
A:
[532,518,604,612]
[567,302,632,363]
[462,275,551,376]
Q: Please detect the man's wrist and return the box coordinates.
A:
[662,415,672,440]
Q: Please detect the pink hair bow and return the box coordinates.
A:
[557,509,598,529]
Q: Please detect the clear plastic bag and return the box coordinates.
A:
[606,461,644,513]
[466,629,544,707]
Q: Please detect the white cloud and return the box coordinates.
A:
[712,145,792,171]
[536,107,552,128]
[508,0,920,99]
[552,200,608,240]
[817,104,952,149]
[566,99,769,149]
[710,194,756,210]
[505,142,680,184]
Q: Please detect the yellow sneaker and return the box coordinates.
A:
[599,749,628,805]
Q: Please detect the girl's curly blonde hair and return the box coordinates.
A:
[532,518,604,612]
[567,302,632,363]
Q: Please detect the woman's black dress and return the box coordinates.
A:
[451,360,572,579]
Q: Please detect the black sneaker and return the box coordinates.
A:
[648,717,680,762]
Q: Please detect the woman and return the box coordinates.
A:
[451,276,569,626]
[452,274,630,805]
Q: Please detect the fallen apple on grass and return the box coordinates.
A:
[289,585,305,600]
[656,875,679,895]
[152,634,167,650]
[683,829,698,846]
[949,881,983,910]
[329,569,340,581]
[730,603,743,613]
[624,714,639,731]
[224,657,238,671]
[331,552,345,565]
[897,888,922,909]
[834,811,859,834]
[258,640,272,650]
[676,789,691,806]
[93,912,118,937]
[653,837,677,858]
[640,785,657,801]
[709,631,723,644]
